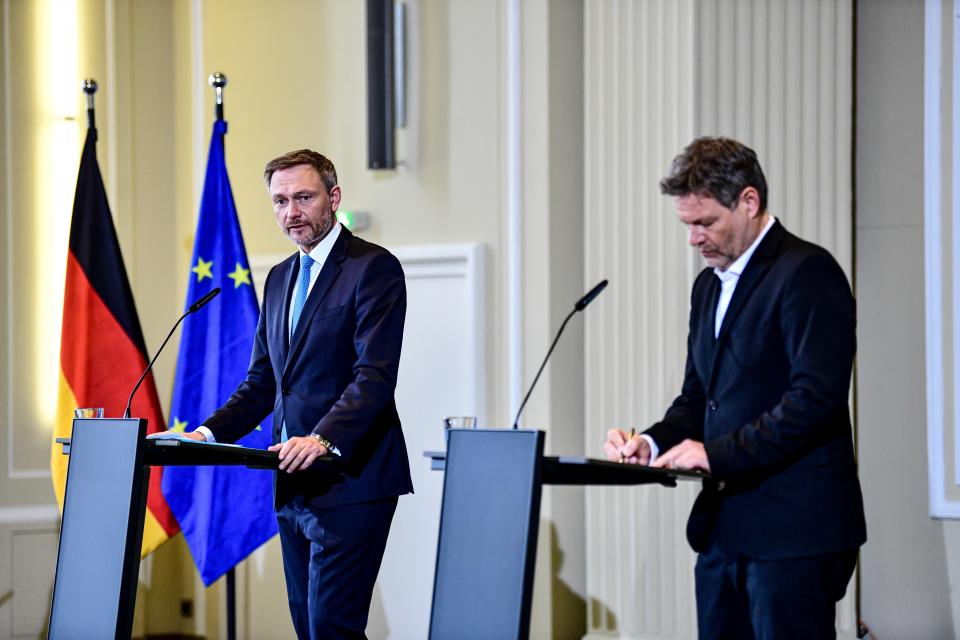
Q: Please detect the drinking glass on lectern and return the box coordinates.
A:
[74,408,104,419]
[443,416,477,431]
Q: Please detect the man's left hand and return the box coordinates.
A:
[650,439,711,472]
[269,436,328,473]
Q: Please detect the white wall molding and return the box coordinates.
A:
[391,243,487,425]
[924,0,960,518]
[3,0,15,482]
[506,0,523,424]
[4,0,53,481]
[0,505,59,525]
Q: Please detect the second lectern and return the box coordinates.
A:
[429,428,705,639]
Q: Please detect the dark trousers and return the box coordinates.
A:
[277,497,398,640]
[695,543,858,640]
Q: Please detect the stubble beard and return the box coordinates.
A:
[290,211,335,252]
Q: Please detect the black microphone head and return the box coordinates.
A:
[575,279,608,311]
[188,287,221,314]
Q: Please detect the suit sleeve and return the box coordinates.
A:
[705,251,856,477]
[312,252,406,457]
[201,268,278,443]
[644,271,711,450]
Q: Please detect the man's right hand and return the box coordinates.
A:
[604,428,651,465]
[183,431,207,442]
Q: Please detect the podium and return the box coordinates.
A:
[427,428,706,640]
[48,418,282,640]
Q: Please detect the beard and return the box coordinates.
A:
[285,210,335,251]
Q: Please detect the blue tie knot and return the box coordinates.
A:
[301,253,314,270]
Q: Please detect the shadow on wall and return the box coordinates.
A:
[549,521,587,638]
[589,596,617,634]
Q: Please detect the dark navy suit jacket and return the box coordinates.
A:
[203,227,413,509]
[645,221,866,560]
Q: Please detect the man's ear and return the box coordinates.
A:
[329,184,342,212]
[739,186,761,218]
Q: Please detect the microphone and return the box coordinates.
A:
[188,288,221,313]
[123,287,221,419]
[511,280,609,429]
[575,279,608,311]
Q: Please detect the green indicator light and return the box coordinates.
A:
[336,210,369,232]
[337,210,355,229]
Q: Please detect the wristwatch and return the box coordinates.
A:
[309,432,334,450]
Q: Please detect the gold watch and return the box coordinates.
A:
[309,432,333,450]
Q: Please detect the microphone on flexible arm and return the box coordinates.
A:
[122,287,222,419]
[511,279,609,430]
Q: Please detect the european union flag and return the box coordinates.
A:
[162,119,277,586]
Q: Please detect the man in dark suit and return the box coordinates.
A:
[183,149,413,639]
[604,137,866,639]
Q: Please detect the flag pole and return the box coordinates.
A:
[82,78,97,131]
[208,70,237,640]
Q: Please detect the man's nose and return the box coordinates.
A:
[687,226,702,246]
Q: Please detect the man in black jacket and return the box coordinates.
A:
[605,137,865,639]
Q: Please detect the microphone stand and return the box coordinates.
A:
[123,313,188,419]
[511,280,607,430]
[122,286,221,420]
[511,308,577,429]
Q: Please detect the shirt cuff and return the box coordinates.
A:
[195,426,215,443]
[639,434,659,463]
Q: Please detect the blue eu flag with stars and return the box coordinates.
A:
[162,119,277,586]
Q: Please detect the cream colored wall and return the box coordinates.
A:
[1,0,590,638]
[8,1,960,639]
[178,0,518,636]
[182,2,590,636]
[0,1,193,637]
[856,0,959,636]
[195,0,509,416]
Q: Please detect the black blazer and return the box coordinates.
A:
[203,227,414,509]
[646,221,866,560]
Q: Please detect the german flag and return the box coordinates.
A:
[50,126,178,555]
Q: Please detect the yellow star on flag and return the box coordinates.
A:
[228,263,252,288]
[171,417,188,433]
[192,257,214,282]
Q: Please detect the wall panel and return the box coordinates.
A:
[584,1,698,637]
[584,1,855,637]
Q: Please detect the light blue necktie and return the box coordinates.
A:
[281,253,315,442]
[291,253,315,335]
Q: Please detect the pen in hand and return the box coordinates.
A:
[619,428,636,463]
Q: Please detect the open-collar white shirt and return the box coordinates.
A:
[713,215,775,337]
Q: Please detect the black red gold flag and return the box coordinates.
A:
[51,127,178,555]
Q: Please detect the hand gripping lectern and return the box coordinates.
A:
[48,418,281,640]
[427,428,706,640]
